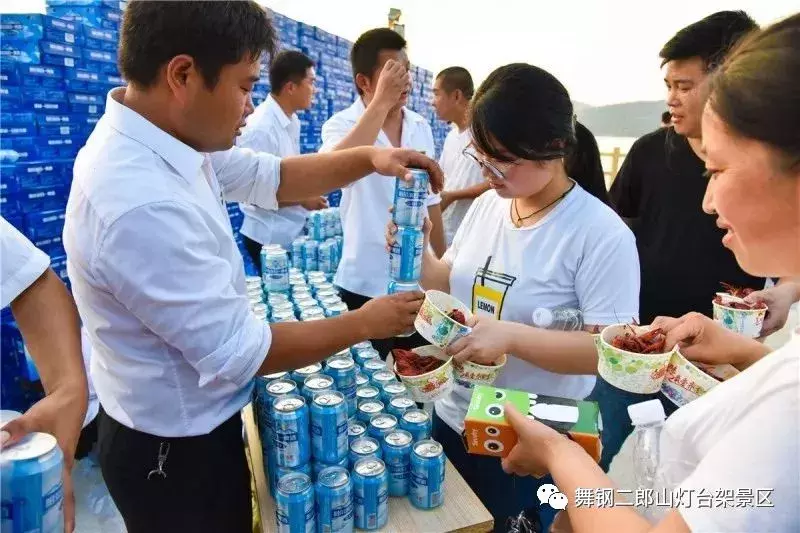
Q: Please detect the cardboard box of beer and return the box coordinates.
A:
[463,385,602,462]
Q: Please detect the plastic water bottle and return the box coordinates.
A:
[531,307,583,331]
[628,399,666,519]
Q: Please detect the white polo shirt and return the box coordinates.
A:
[439,126,485,245]
[237,94,306,248]
[1,217,50,308]
[320,98,441,298]
[64,88,280,437]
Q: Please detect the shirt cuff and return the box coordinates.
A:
[193,314,271,389]
[0,250,49,308]
[426,192,442,206]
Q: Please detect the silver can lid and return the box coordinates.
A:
[356,386,379,399]
[348,420,367,436]
[390,397,416,409]
[313,391,344,406]
[384,430,413,447]
[372,370,395,382]
[358,400,384,414]
[351,437,379,455]
[403,409,430,424]
[0,432,57,461]
[317,466,349,488]
[370,414,398,430]
[295,363,322,375]
[384,383,407,395]
[264,371,288,380]
[327,356,355,370]
[355,374,369,386]
[413,439,443,458]
[354,458,386,477]
[277,472,312,494]
[305,375,334,390]
[267,380,297,395]
[274,395,305,412]
[364,359,387,371]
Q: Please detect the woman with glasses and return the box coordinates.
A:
[387,63,639,531]
[498,15,799,533]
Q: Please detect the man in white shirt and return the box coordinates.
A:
[431,67,489,245]
[0,216,88,532]
[238,50,328,269]
[62,4,440,532]
[321,28,446,356]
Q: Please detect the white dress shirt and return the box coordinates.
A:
[320,98,441,298]
[64,88,281,437]
[237,94,307,248]
[439,126,485,245]
[1,216,50,308]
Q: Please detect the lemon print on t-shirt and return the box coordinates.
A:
[471,256,516,319]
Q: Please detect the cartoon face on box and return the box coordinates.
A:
[463,385,602,462]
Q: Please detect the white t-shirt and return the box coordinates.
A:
[237,94,306,248]
[657,331,799,532]
[1,216,50,308]
[434,185,640,433]
[320,98,441,298]
[439,126,485,245]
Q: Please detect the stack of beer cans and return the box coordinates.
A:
[388,170,428,296]
[291,207,343,278]
[253,342,447,532]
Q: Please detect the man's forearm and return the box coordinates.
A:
[420,251,451,293]
[278,147,376,203]
[11,269,87,402]
[506,323,599,374]
[331,100,391,151]
[427,204,446,258]
[259,311,371,374]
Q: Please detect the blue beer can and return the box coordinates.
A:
[356,400,384,424]
[0,433,64,533]
[302,373,335,405]
[367,414,398,442]
[300,307,326,322]
[289,274,308,290]
[350,342,372,356]
[370,370,396,391]
[309,211,325,241]
[352,458,389,531]
[389,226,423,282]
[324,302,348,318]
[273,395,311,468]
[269,292,292,307]
[273,309,299,323]
[275,472,315,533]
[354,348,380,368]
[310,391,349,464]
[291,363,323,386]
[289,267,302,277]
[347,420,367,445]
[315,466,354,533]
[253,371,288,411]
[382,430,413,496]
[315,287,339,301]
[355,372,369,388]
[273,462,313,496]
[312,457,349,480]
[355,385,381,406]
[381,382,408,405]
[292,286,313,301]
[324,356,357,417]
[409,439,446,510]
[400,409,432,442]
[387,280,420,295]
[361,359,387,378]
[324,210,338,240]
[393,169,429,228]
[291,237,307,268]
[295,298,319,318]
[264,248,290,294]
[311,281,336,296]
[318,241,334,274]
[318,295,343,309]
[387,396,416,420]
[261,379,299,449]
[348,437,382,467]
[303,240,319,272]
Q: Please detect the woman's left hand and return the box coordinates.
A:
[501,403,570,478]
[445,315,510,365]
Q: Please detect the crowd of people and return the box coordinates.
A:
[0,1,797,532]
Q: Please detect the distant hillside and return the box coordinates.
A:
[575,100,665,138]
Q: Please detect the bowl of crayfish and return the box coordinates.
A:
[711,283,767,339]
[413,290,473,349]
[392,346,454,403]
[596,323,677,394]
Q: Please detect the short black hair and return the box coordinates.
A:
[436,67,474,100]
[661,110,672,124]
[351,28,406,95]
[659,10,758,70]
[269,50,315,94]
[119,0,276,89]
[471,63,575,162]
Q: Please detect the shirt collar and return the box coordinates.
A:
[104,87,205,183]
[265,94,293,130]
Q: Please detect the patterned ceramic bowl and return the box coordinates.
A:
[712,300,767,339]
[661,351,734,407]
[452,354,507,389]
[414,290,472,349]
[393,345,454,403]
[596,325,676,394]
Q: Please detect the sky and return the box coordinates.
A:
[3,0,797,106]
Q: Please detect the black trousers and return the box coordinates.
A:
[243,235,263,274]
[339,288,427,359]
[97,409,252,533]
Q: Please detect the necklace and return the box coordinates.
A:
[511,182,576,228]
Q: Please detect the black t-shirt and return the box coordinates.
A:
[610,127,764,323]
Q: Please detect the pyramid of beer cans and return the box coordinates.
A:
[253,346,446,531]
[387,171,429,295]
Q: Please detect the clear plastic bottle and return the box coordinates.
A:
[531,306,584,331]
[628,399,666,519]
